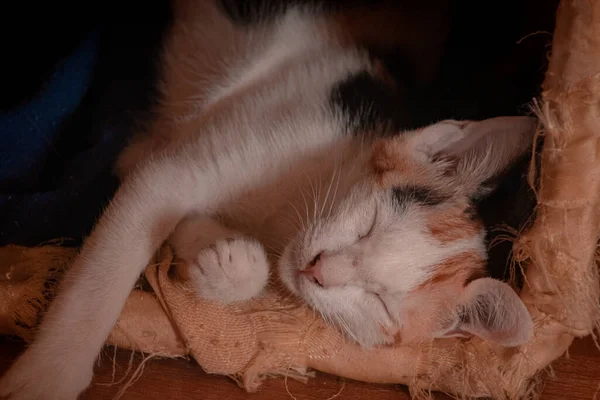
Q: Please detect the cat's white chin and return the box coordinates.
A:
[278,241,396,348]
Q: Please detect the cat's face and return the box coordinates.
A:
[278,117,536,348]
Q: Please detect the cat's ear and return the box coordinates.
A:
[411,116,537,197]
[437,278,533,347]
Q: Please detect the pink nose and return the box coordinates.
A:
[300,253,324,286]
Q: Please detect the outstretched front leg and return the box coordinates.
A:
[170,214,270,303]
[0,167,192,400]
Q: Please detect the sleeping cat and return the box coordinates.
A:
[0,1,536,399]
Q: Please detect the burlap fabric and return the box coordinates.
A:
[1,1,599,398]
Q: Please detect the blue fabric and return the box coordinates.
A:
[0,33,99,186]
[0,31,123,246]
[0,0,171,246]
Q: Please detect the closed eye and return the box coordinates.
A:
[358,205,378,240]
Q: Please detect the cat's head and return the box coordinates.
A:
[278,116,536,348]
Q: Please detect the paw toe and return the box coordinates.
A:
[189,237,269,303]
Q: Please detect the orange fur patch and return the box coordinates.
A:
[398,253,486,344]
[370,139,437,190]
[370,140,408,177]
[418,252,486,290]
[393,330,403,345]
[427,207,484,245]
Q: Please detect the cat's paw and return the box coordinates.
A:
[188,237,269,303]
[0,349,92,400]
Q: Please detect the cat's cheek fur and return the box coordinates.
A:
[279,240,395,347]
[299,281,396,347]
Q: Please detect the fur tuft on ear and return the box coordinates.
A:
[439,278,533,347]
[411,116,537,198]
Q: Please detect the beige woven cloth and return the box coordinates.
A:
[1,1,599,398]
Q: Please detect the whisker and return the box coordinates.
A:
[320,162,338,221]
[326,163,343,221]
[333,312,358,343]
[308,174,319,224]
[299,184,311,227]
[285,198,306,232]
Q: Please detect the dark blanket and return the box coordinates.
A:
[0,4,171,246]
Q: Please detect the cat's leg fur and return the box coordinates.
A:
[169,214,270,303]
[0,164,194,400]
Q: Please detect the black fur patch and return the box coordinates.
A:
[330,70,416,137]
[391,185,448,209]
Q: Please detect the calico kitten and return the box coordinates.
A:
[0,1,535,398]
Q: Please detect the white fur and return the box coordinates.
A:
[0,2,535,399]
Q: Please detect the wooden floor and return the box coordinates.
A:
[1,335,599,399]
